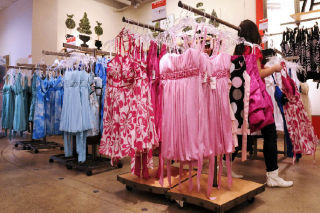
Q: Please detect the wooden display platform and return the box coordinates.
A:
[117,167,196,195]
[167,174,265,213]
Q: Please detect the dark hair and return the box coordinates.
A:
[234,19,261,55]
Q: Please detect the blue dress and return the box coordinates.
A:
[79,70,92,131]
[1,82,15,129]
[33,76,47,139]
[45,77,55,135]
[29,73,37,121]
[53,76,63,135]
[60,70,83,133]
[13,73,26,132]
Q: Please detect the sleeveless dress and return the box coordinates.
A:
[13,73,26,132]
[29,73,37,121]
[33,76,47,139]
[79,70,92,131]
[53,76,63,135]
[2,82,14,130]
[99,34,158,171]
[281,63,318,157]
[59,71,83,133]
[23,76,30,131]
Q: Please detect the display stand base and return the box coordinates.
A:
[166,174,265,213]
[15,140,63,153]
[117,167,196,195]
[49,154,121,176]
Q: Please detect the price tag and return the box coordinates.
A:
[210,77,216,89]
[152,70,156,80]
[152,0,167,22]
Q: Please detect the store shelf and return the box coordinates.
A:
[290,9,320,21]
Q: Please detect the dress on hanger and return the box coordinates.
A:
[33,76,47,139]
[99,33,158,175]
[53,75,63,135]
[243,46,274,131]
[281,64,318,156]
[29,73,37,122]
[13,73,26,132]
[23,76,30,131]
[59,70,83,133]
[2,81,14,130]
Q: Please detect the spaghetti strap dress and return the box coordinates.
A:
[1,82,14,130]
[13,73,26,132]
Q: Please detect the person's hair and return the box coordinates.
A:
[234,19,261,55]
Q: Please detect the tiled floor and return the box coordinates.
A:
[1,135,320,213]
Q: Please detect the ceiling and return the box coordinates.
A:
[0,0,19,12]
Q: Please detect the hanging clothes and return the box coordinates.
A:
[99,31,158,177]
[23,75,31,131]
[1,80,15,130]
[53,75,63,135]
[229,55,250,161]
[300,82,312,121]
[33,76,47,139]
[13,73,27,132]
[29,73,37,122]
[281,62,318,157]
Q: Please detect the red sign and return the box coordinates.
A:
[152,0,166,9]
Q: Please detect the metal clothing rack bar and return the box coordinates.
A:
[177,1,240,31]
[122,16,165,32]
[63,43,116,57]
[7,65,35,70]
[42,50,71,57]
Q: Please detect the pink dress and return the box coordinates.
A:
[99,34,158,172]
[281,62,318,157]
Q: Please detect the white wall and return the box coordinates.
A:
[0,0,33,65]
[267,0,320,115]
[123,0,256,27]
[56,0,124,53]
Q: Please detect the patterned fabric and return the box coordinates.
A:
[282,63,318,156]
[13,73,26,132]
[53,76,63,135]
[29,73,37,121]
[88,74,100,136]
[99,37,158,172]
[33,76,46,139]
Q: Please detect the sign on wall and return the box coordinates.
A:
[152,0,167,22]
[258,18,268,31]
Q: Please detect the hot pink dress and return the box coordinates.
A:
[99,34,158,172]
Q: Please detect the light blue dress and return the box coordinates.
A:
[29,73,37,121]
[1,82,15,129]
[53,76,63,135]
[45,77,55,135]
[32,76,46,139]
[59,70,83,133]
[80,70,93,131]
[13,73,26,132]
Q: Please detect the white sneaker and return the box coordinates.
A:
[266,169,293,187]
[222,160,243,178]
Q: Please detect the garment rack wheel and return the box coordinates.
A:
[49,158,54,163]
[14,143,18,147]
[34,149,39,154]
[66,165,73,170]
[86,170,93,176]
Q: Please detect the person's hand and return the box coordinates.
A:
[272,64,282,73]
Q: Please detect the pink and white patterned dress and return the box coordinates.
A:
[99,35,158,172]
[281,62,318,157]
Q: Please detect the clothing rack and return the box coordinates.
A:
[122,16,165,32]
[177,1,240,31]
[49,44,121,175]
[63,43,116,57]
[9,63,63,153]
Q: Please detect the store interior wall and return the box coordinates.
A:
[0,0,33,66]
